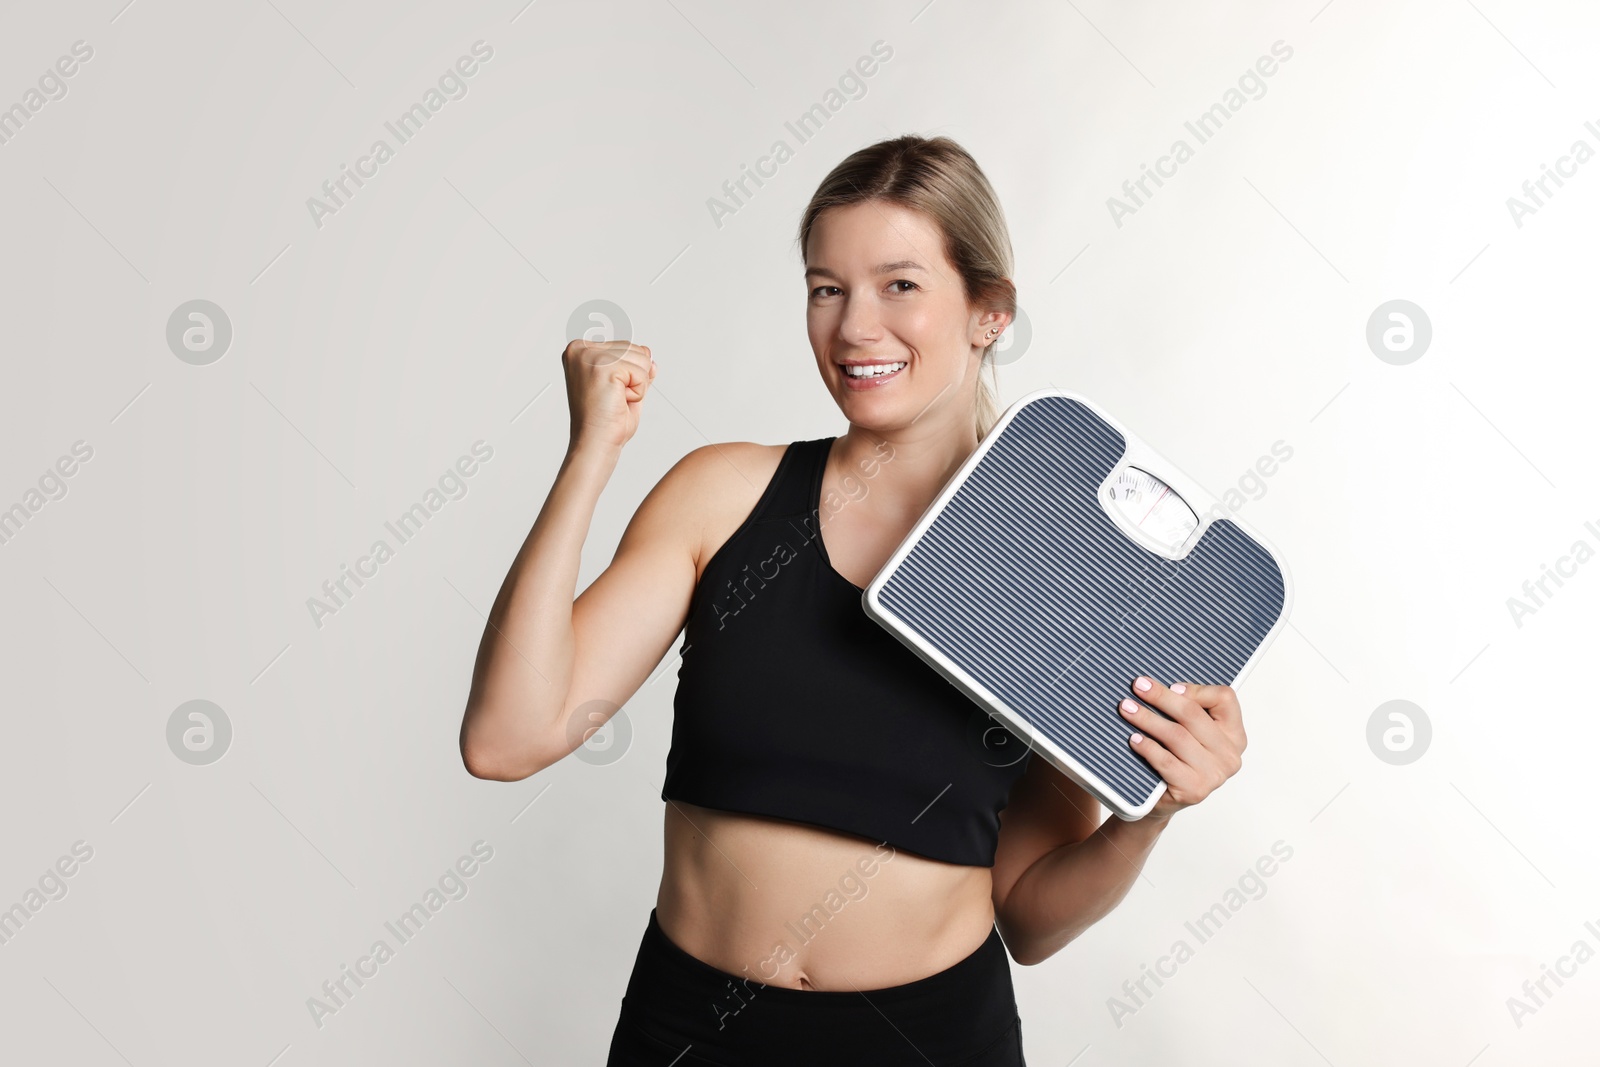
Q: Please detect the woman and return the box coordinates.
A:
[457,134,1248,1065]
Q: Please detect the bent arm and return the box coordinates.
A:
[998,811,1170,967]
[990,756,1171,966]
[457,438,704,781]
[458,441,622,780]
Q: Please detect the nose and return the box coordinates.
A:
[837,293,881,346]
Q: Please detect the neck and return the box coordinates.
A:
[830,419,981,523]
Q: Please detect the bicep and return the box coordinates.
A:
[991,752,1104,916]
[558,449,708,754]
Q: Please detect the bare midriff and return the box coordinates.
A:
[656,799,999,992]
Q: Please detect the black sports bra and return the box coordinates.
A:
[661,436,1032,867]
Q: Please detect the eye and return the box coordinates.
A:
[889,279,920,294]
[810,285,840,299]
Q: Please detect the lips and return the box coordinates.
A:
[839,361,906,389]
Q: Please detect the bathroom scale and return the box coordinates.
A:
[861,388,1292,820]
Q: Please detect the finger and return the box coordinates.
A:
[583,340,646,369]
[1175,683,1236,716]
[1171,682,1245,749]
[607,354,653,386]
[633,357,656,396]
[1124,726,1196,793]
[1118,693,1209,768]
[1128,675,1225,748]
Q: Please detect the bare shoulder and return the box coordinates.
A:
[666,441,789,578]
[672,440,788,489]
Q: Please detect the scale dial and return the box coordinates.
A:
[1105,465,1199,552]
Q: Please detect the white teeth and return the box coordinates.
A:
[844,362,906,378]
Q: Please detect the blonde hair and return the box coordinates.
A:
[796,134,1016,439]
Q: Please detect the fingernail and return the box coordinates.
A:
[1134,677,1152,692]
[1172,683,1187,694]
[1130,733,1143,744]
[1120,698,1139,714]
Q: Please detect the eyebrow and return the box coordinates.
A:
[804,260,927,281]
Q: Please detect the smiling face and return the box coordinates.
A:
[805,200,1003,435]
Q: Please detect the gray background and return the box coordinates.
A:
[2,0,1596,1063]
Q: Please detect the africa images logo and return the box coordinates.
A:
[305,41,494,230]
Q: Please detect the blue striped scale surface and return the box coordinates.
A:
[863,392,1289,819]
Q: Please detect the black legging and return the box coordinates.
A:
[606,907,1026,1065]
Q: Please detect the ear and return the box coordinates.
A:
[974,311,1012,346]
